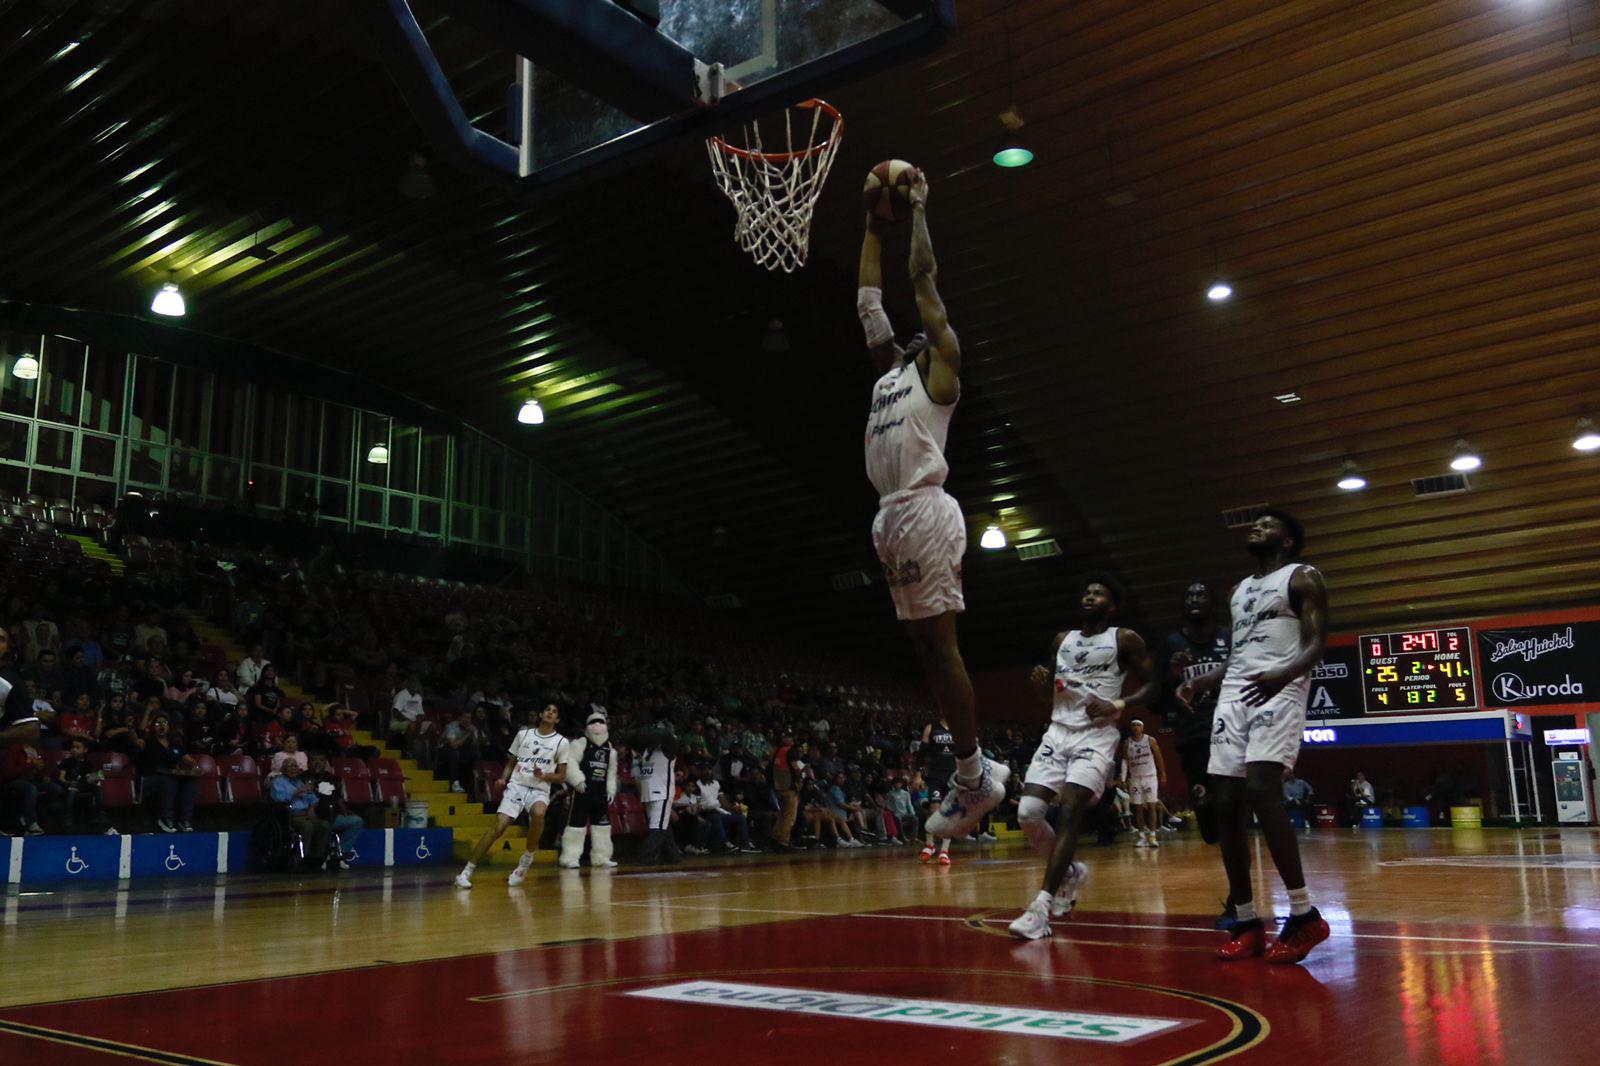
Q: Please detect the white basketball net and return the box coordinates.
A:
[707,99,842,273]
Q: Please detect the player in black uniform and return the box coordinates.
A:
[0,627,44,748]
[559,710,619,870]
[919,718,957,865]
[1160,582,1230,849]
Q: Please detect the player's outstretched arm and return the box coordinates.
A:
[907,172,959,404]
[858,215,897,375]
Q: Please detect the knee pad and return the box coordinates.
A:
[1018,795,1055,853]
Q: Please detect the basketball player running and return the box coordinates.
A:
[919,717,957,864]
[1180,510,1331,963]
[1162,582,1229,847]
[1123,718,1165,848]
[559,709,619,870]
[1008,575,1158,940]
[455,704,568,889]
[858,171,1008,840]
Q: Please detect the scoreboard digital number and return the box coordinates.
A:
[1357,627,1477,713]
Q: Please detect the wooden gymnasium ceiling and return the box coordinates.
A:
[3,0,1600,667]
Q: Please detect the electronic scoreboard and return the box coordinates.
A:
[1357,627,1477,713]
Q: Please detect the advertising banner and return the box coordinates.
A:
[1476,623,1600,711]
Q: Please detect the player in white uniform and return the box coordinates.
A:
[1122,719,1166,849]
[1180,510,1330,964]
[455,704,569,889]
[857,170,1008,839]
[1008,575,1157,941]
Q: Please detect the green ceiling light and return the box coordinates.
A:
[993,144,1034,168]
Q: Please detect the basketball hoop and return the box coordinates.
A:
[707,99,843,273]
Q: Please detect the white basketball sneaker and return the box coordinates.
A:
[508,862,531,886]
[453,871,473,890]
[925,759,1010,840]
[1051,861,1089,917]
[1008,897,1053,941]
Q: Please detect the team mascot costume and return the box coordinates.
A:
[560,710,620,869]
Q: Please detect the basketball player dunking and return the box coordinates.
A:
[1180,510,1331,963]
[1008,575,1157,940]
[858,171,1008,840]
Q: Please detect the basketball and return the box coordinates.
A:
[863,159,918,222]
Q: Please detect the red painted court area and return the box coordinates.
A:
[1,905,1593,1065]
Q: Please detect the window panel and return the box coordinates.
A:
[127,443,166,486]
[391,426,419,493]
[81,347,127,432]
[421,432,447,497]
[320,405,352,478]
[452,504,474,541]
[171,367,209,450]
[0,332,41,418]
[209,379,247,457]
[0,418,28,463]
[251,385,288,467]
[74,477,116,509]
[30,469,72,503]
[35,425,74,470]
[170,449,203,495]
[79,434,117,477]
[389,494,414,531]
[318,480,349,520]
[532,520,553,557]
[206,457,241,500]
[130,357,174,443]
[452,436,478,503]
[37,336,85,425]
[287,396,321,472]
[249,466,283,510]
[358,412,390,487]
[358,488,385,525]
[0,464,25,498]
[287,473,316,516]
[418,499,442,535]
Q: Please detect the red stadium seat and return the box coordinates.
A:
[192,754,224,807]
[472,760,504,805]
[375,775,407,806]
[610,793,647,837]
[92,751,138,810]
[332,757,376,806]
[368,758,404,780]
[219,754,264,805]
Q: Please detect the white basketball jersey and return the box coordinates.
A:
[508,728,568,788]
[1126,735,1156,778]
[1051,627,1125,730]
[864,360,954,499]
[1221,563,1313,702]
[636,747,673,802]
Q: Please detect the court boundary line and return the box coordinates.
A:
[0,1018,235,1065]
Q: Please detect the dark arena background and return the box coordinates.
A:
[2,2,1599,1063]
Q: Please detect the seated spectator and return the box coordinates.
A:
[204,668,241,712]
[139,714,200,833]
[166,666,203,706]
[800,775,861,848]
[840,767,886,841]
[21,606,61,664]
[95,657,132,700]
[437,707,483,794]
[63,621,104,670]
[246,665,285,724]
[97,693,141,756]
[60,648,97,706]
[671,768,708,855]
[269,759,333,867]
[133,611,166,654]
[270,733,309,778]
[23,648,63,696]
[731,765,779,843]
[216,707,253,758]
[237,645,270,690]
[885,777,918,843]
[306,752,363,869]
[58,692,98,743]
[389,674,428,760]
[184,700,223,755]
[1283,771,1314,818]
[690,766,758,854]
[315,703,378,761]
[1,742,53,835]
[55,736,116,835]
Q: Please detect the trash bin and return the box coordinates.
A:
[1450,804,1482,829]
[1402,806,1430,828]
[1360,807,1384,828]
[1313,804,1338,828]
[404,800,431,829]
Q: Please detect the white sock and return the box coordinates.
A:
[1034,889,1053,909]
[1234,901,1257,922]
[517,853,534,869]
[955,750,983,785]
[1287,887,1312,916]
[462,862,476,875]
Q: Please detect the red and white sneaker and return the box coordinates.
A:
[937,851,951,866]
[1266,908,1330,965]
[1216,919,1266,961]
[919,845,935,864]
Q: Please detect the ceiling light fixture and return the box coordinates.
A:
[992,31,1032,168]
[10,353,40,380]
[1273,391,1301,405]
[517,397,545,425]
[1449,439,1482,472]
[980,524,1007,550]
[365,443,390,465]
[1572,418,1600,452]
[151,280,186,317]
[1207,278,1232,302]
[1336,460,1367,491]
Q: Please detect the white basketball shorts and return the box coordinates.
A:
[1128,775,1160,805]
[1207,679,1312,778]
[1025,722,1120,802]
[498,781,551,819]
[871,487,965,622]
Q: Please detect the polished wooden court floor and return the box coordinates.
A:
[3,827,1598,1063]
